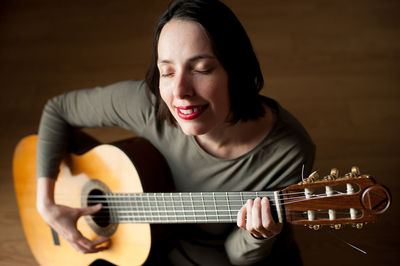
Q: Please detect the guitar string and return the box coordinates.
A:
[88,209,357,217]
[89,204,358,220]
[89,212,362,225]
[55,190,350,212]
[84,190,346,206]
[83,209,361,223]
[86,209,360,223]
[56,187,350,200]
[57,190,360,223]
[54,190,318,202]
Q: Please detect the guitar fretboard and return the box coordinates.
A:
[90,191,282,224]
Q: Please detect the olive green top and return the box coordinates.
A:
[38,80,315,265]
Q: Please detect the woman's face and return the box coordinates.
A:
[157,19,230,136]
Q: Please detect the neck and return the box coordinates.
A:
[195,105,276,159]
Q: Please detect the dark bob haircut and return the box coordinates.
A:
[145,0,265,126]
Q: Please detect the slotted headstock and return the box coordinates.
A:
[281,166,391,230]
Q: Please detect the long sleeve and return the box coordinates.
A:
[225,228,278,265]
[36,80,152,178]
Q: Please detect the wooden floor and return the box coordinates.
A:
[1,0,399,265]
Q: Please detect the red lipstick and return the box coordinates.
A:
[176,105,208,120]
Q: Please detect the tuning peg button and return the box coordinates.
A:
[330,168,339,179]
[309,224,321,230]
[307,171,319,183]
[331,224,342,230]
[352,223,363,229]
[351,166,361,177]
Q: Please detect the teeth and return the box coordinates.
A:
[181,109,193,114]
[180,107,201,114]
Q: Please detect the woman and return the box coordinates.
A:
[36,0,315,265]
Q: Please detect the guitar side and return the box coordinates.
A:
[12,135,155,266]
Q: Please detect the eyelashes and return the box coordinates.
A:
[160,69,212,78]
[161,73,173,78]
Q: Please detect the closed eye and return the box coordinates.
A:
[194,70,210,74]
[193,67,215,75]
[161,72,174,78]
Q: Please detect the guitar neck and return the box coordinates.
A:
[93,191,282,224]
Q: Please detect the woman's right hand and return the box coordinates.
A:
[36,177,110,253]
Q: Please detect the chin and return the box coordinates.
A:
[178,123,209,137]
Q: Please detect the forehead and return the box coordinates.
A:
[157,19,214,62]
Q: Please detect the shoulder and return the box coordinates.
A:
[103,79,150,98]
[259,97,316,163]
[266,97,313,145]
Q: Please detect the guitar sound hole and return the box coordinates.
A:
[88,189,110,228]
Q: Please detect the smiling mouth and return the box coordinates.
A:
[176,105,208,120]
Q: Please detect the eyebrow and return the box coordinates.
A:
[158,54,216,65]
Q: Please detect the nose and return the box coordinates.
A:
[173,72,194,99]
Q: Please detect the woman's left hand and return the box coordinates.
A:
[237,197,283,239]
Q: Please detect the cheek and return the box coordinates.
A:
[159,85,172,108]
[208,79,230,106]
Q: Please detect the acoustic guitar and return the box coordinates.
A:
[13,135,391,266]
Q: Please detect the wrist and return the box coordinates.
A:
[36,177,56,216]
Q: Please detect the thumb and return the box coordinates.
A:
[79,204,102,216]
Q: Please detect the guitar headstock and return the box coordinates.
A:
[281,166,391,230]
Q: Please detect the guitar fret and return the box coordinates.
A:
[117,194,122,222]
[162,193,167,223]
[107,193,114,223]
[226,192,231,219]
[124,194,128,222]
[189,193,196,223]
[154,193,159,222]
[212,192,219,222]
[178,193,186,222]
[240,192,244,206]
[127,194,131,223]
[147,194,153,223]
[140,194,145,223]
[171,193,177,223]
[201,192,207,222]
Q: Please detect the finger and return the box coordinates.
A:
[64,225,109,254]
[261,197,272,227]
[77,235,110,253]
[261,197,282,235]
[246,199,253,231]
[79,204,102,216]
[64,231,93,254]
[252,197,270,238]
[237,203,247,229]
[92,236,111,250]
[251,197,261,229]
[246,199,264,238]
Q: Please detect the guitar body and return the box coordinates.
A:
[13,135,173,266]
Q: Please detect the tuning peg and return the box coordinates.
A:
[330,168,339,179]
[345,166,361,179]
[300,171,319,184]
[351,166,361,177]
[309,224,321,230]
[324,168,339,181]
[352,223,363,229]
[306,171,319,183]
[330,224,342,230]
